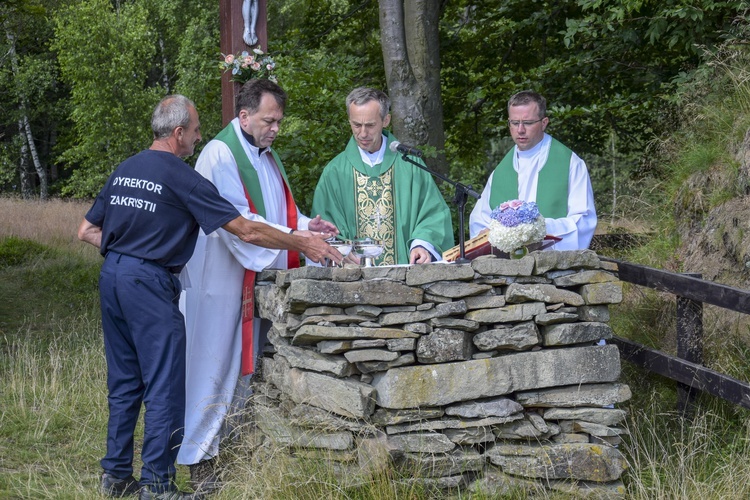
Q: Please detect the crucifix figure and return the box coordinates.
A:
[220,0,267,124]
[242,0,259,46]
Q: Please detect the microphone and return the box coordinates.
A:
[389,141,424,158]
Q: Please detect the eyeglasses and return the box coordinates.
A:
[508,118,544,128]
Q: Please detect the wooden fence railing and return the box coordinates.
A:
[604,258,750,414]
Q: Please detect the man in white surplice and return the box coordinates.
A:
[469,90,597,250]
[177,79,338,492]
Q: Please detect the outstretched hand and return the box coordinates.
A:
[294,229,334,240]
[294,230,342,265]
[308,215,339,236]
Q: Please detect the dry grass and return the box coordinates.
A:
[4,198,750,499]
[0,313,113,499]
[0,196,99,259]
[623,406,750,499]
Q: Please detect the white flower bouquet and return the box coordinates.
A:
[487,199,547,255]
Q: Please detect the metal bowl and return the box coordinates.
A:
[352,237,384,266]
[327,239,353,257]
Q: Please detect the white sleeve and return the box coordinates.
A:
[195,141,286,271]
[296,211,311,231]
[469,172,495,238]
[543,153,597,250]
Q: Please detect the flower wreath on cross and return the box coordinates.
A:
[220,47,277,84]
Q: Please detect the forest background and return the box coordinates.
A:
[2,0,748,224]
[5,1,750,497]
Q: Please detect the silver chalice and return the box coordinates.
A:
[352,237,384,267]
[326,238,353,267]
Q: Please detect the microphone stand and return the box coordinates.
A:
[397,153,480,264]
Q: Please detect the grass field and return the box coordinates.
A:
[3,197,750,499]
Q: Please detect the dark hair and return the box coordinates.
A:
[235,79,287,116]
[508,90,546,118]
[152,95,195,139]
[345,87,390,120]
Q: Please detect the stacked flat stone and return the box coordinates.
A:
[253,250,630,497]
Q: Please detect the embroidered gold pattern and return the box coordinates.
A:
[355,169,396,265]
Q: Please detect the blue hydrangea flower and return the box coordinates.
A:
[490,201,541,227]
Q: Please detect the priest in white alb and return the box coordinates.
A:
[177,79,338,493]
[470,90,597,250]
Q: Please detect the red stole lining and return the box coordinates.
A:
[239,157,299,376]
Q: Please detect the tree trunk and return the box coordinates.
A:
[379,0,447,175]
[49,128,59,182]
[159,36,170,92]
[21,110,47,199]
[18,118,34,199]
[6,26,47,199]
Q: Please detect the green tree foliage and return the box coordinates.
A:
[53,0,160,196]
[173,12,223,142]
[52,0,220,197]
[439,0,747,217]
[0,0,67,196]
[266,0,385,212]
[1,0,747,214]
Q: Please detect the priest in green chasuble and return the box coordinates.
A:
[311,87,454,265]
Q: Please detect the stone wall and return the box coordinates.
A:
[252,250,630,497]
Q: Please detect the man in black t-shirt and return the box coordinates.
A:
[78,95,341,499]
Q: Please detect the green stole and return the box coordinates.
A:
[215,122,299,375]
[354,166,397,265]
[345,132,407,264]
[215,124,293,220]
[489,138,571,218]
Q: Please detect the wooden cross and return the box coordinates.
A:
[219,0,268,125]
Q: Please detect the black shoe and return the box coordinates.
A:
[138,488,200,499]
[100,472,140,497]
[189,458,222,495]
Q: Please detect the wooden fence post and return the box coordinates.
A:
[610,259,750,411]
[676,272,703,418]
